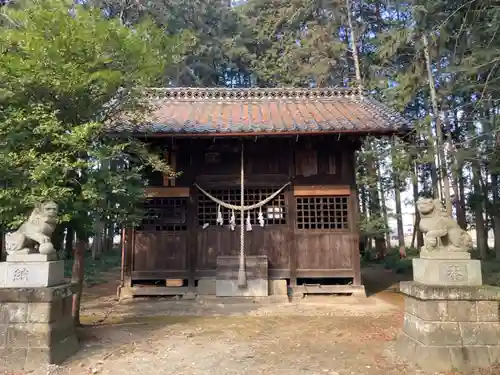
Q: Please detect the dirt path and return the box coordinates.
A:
[24,267,498,375]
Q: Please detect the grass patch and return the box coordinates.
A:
[64,248,121,287]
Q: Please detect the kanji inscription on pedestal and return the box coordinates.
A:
[446,265,465,281]
[438,263,468,283]
[12,267,29,282]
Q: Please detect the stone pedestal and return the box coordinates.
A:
[0,283,79,372]
[1,255,65,288]
[412,257,482,286]
[397,281,500,373]
[216,255,269,297]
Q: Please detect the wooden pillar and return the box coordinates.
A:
[350,188,362,286]
[288,139,297,287]
[122,228,134,288]
[187,187,197,290]
[287,187,297,287]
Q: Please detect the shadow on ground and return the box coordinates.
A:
[362,264,411,298]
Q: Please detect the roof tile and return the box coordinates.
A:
[111,87,412,135]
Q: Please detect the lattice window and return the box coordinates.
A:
[138,198,188,231]
[296,196,349,230]
[197,188,286,226]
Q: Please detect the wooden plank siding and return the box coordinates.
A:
[195,227,290,277]
[132,232,188,272]
[126,135,362,287]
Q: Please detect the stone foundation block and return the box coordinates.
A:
[268,279,288,296]
[216,255,269,297]
[0,283,78,372]
[412,258,482,286]
[197,279,216,295]
[216,279,268,297]
[397,331,500,374]
[3,260,65,288]
[196,279,287,296]
[397,281,500,373]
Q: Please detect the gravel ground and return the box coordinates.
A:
[11,268,500,375]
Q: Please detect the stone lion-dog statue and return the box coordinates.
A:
[5,201,59,255]
[417,197,473,252]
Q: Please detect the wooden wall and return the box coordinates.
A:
[124,135,361,288]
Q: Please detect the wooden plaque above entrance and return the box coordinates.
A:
[293,185,351,196]
[145,187,190,198]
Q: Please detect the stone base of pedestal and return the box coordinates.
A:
[0,283,79,372]
[397,281,500,373]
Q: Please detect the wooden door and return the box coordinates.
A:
[195,187,290,277]
[132,197,189,280]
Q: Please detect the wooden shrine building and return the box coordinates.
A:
[115,87,411,299]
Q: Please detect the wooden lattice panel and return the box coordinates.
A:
[137,198,188,231]
[197,188,286,226]
[296,196,349,230]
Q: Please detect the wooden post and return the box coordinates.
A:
[287,187,297,288]
[122,228,134,288]
[350,188,362,287]
[187,186,197,291]
[288,139,297,288]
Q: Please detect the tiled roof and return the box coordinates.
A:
[111,88,412,135]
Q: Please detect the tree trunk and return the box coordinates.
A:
[422,33,452,215]
[0,231,5,262]
[429,156,440,199]
[366,144,386,258]
[411,161,424,249]
[472,161,488,259]
[359,175,370,254]
[455,160,467,229]
[452,106,467,229]
[346,0,362,86]
[377,161,391,247]
[64,225,74,260]
[91,221,105,260]
[52,224,65,256]
[71,236,86,327]
[106,223,115,251]
[394,184,405,248]
[494,185,500,260]
[392,140,405,249]
[492,154,500,259]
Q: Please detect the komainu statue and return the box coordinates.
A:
[5,201,59,255]
[417,197,473,252]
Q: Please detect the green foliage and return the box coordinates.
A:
[0,0,185,236]
[89,0,250,86]
[363,247,417,274]
[64,247,122,286]
[238,0,349,87]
